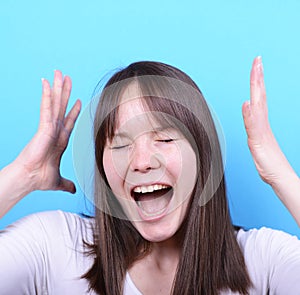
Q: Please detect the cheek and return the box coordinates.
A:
[163,143,194,183]
[171,142,197,201]
[103,148,128,197]
[164,149,182,181]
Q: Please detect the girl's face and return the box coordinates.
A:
[103,83,197,243]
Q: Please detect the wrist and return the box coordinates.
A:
[2,161,36,198]
[269,167,300,200]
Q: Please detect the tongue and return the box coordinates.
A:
[137,189,172,215]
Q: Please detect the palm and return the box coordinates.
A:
[242,57,288,185]
[15,71,81,193]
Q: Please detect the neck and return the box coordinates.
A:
[147,226,184,272]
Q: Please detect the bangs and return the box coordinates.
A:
[96,74,207,148]
[94,67,222,207]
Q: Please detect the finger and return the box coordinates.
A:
[64,99,82,133]
[242,100,253,137]
[59,75,72,121]
[52,70,64,120]
[58,177,76,194]
[55,100,82,152]
[242,100,251,121]
[250,56,266,105]
[39,78,52,126]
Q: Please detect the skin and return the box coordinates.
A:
[103,83,197,243]
[0,57,299,292]
[100,84,197,294]
[0,71,81,218]
[242,56,300,226]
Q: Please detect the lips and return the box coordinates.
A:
[130,184,173,218]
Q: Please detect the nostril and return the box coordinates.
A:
[129,140,162,172]
[130,153,156,172]
[134,166,152,172]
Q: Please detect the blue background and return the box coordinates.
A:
[1,0,300,237]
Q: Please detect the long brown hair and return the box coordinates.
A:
[83,61,252,294]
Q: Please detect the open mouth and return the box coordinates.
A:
[131,184,173,217]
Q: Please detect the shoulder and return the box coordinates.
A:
[236,226,300,268]
[236,227,300,294]
[0,210,96,293]
[236,226,300,253]
[2,210,95,248]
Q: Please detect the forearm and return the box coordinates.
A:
[0,162,34,219]
[270,164,300,227]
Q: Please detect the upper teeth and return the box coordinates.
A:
[133,184,170,194]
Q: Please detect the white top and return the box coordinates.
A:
[0,210,300,294]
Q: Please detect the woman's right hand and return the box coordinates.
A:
[13,70,81,193]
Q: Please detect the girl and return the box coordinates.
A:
[0,57,300,294]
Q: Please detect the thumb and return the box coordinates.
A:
[58,178,76,194]
[242,101,253,134]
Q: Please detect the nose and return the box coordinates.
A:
[130,139,161,173]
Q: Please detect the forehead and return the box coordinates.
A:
[113,81,182,138]
[116,82,151,130]
[119,80,142,103]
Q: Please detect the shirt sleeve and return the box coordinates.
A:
[0,210,96,295]
[0,213,49,295]
[239,227,300,294]
[265,228,300,294]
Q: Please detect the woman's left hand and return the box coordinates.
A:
[242,56,290,186]
[242,56,300,226]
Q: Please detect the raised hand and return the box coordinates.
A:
[243,57,300,225]
[13,70,81,193]
[242,57,290,185]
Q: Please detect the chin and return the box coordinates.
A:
[139,230,174,243]
[133,217,180,243]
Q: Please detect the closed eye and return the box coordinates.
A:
[110,144,130,150]
[157,139,174,143]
